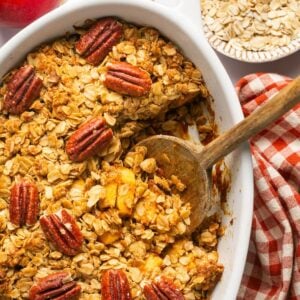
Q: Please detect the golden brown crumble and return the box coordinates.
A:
[0,19,230,299]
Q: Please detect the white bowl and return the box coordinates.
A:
[0,0,253,298]
[201,13,300,63]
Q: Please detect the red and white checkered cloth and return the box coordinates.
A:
[235,73,300,300]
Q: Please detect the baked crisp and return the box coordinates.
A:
[0,18,229,299]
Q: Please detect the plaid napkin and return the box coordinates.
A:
[235,73,300,300]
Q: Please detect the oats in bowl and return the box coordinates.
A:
[0,17,229,299]
[201,0,300,62]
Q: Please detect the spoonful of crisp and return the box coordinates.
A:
[138,76,300,233]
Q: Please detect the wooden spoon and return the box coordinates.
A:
[138,76,300,233]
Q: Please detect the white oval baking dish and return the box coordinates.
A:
[0,0,253,299]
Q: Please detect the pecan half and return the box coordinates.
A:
[76,18,123,65]
[143,277,184,300]
[9,181,39,227]
[104,62,152,97]
[101,269,132,300]
[29,271,81,300]
[66,116,113,162]
[3,65,43,115]
[40,209,83,256]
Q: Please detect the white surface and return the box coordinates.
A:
[219,50,300,83]
[0,1,253,299]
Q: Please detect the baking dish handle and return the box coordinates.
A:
[63,0,203,32]
[152,0,203,31]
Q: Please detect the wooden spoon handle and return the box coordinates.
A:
[199,76,300,169]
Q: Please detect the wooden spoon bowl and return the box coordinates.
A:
[139,136,210,233]
[138,76,300,233]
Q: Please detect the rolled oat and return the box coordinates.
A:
[201,0,300,51]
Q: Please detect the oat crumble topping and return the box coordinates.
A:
[0,18,230,299]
